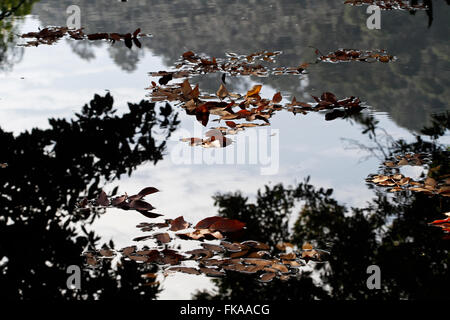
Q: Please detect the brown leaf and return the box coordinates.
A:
[246,85,262,97]
[240,240,270,250]
[170,216,190,231]
[200,267,226,277]
[138,187,160,198]
[111,195,127,207]
[217,84,229,99]
[129,200,154,211]
[424,177,437,187]
[96,190,109,206]
[279,252,296,260]
[186,249,213,260]
[182,51,196,59]
[195,216,224,229]
[181,79,192,97]
[122,246,136,256]
[271,263,289,273]
[220,241,243,252]
[209,218,246,233]
[260,272,276,283]
[201,243,225,253]
[302,242,313,250]
[87,33,109,40]
[155,233,171,244]
[321,92,337,103]
[133,28,141,38]
[226,121,237,128]
[230,250,249,258]
[272,92,282,104]
[167,267,200,275]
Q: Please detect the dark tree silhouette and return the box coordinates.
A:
[0,93,179,300]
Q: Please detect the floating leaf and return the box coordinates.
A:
[167,267,200,275]
[272,92,282,104]
[246,85,262,97]
[138,187,160,197]
[129,200,154,211]
[260,272,276,283]
[217,84,229,99]
[195,216,224,230]
[170,216,190,232]
[155,233,171,244]
[96,190,109,206]
[209,218,246,233]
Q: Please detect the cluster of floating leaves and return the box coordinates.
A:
[344,0,429,10]
[80,189,329,284]
[382,153,429,168]
[146,49,398,147]
[316,49,395,63]
[429,212,450,240]
[77,187,162,219]
[85,219,329,284]
[135,215,246,243]
[20,27,149,48]
[366,153,450,197]
[0,163,7,169]
[287,91,364,120]
[147,77,365,147]
[150,50,309,79]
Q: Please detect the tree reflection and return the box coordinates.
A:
[0,93,179,300]
[0,0,39,71]
[194,113,450,300]
[32,0,450,131]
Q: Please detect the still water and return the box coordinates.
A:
[0,0,449,300]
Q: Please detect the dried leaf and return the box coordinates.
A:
[170,216,190,231]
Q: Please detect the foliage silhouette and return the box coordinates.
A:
[0,93,179,300]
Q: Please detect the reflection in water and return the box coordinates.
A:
[30,0,450,131]
[0,0,38,70]
[193,113,449,300]
[0,93,179,299]
[0,0,449,301]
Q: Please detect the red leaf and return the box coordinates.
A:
[320,92,337,103]
[430,218,450,225]
[272,92,282,104]
[226,121,237,128]
[138,187,160,198]
[195,216,224,230]
[129,199,154,211]
[182,51,196,59]
[133,28,141,38]
[209,218,246,233]
[96,190,109,206]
